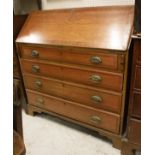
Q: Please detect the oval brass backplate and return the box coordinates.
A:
[90,116,102,125]
[36,97,44,105]
[90,56,102,64]
[34,81,42,89]
[89,75,102,83]
[32,65,40,73]
[91,95,102,104]
[31,50,39,57]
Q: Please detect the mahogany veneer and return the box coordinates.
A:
[16,6,134,150]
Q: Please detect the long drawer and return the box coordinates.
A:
[26,90,120,133]
[24,74,122,114]
[21,59,123,92]
[19,45,120,71]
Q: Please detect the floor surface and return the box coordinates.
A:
[22,111,139,155]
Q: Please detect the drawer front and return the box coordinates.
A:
[131,91,141,118]
[21,59,62,79]
[20,45,119,71]
[27,90,120,133]
[64,85,122,114]
[63,67,123,92]
[24,75,64,98]
[134,66,141,90]
[134,39,141,64]
[21,60,123,92]
[62,50,119,70]
[20,45,62,62]
[128,119,141,144]
[24,75,122,113]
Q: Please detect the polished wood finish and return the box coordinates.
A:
[27,90,120,133]
[28,103,123,149]
[16,6,134,150]
[21,59,123,91]
[24,74,122,113]
[16,6,134,51]
[19,45,121,71]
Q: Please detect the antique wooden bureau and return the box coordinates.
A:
[16,6,134,149]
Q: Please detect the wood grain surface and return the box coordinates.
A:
[27,90,120,133]
[16,6,134,51]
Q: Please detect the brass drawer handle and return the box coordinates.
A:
[32,65,40,73]
[90,56,102,64]
[91,95,102,104]
[31,50,39,57]
[35,80,42,89]
[36,97,44,105]
[89,75,102,83]
[90,116,102,125]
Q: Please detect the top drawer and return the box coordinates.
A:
[19,45,122,71]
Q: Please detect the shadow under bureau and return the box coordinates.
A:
[16,6,134,149]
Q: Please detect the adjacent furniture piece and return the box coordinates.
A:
[16,6,134,149]
[121,1,141,154]
[13,13,27,155]
[13,79,24,137]
[121,36,141,155]
[13,1,42,153]
[13,13,28,113]
[13,14,27,79]
[13,78,26,155]
[13,130,25,155]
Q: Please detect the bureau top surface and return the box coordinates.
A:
[16,6,134,51]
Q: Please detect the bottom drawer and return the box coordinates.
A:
[27,90,120,134]
[128,119,141,144]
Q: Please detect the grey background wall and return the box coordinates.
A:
[14,0,135,14]
[42,0,135,10]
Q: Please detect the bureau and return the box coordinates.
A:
[16,6,134,149]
